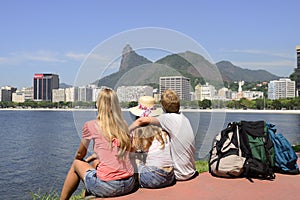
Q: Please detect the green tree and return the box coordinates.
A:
[272,99,282,110]
[290,72,297,82]
[128,101,138,108]
[255,98,264,110]
[239,98,255,109]
[199,99,212,109]
[190,100,199,109]
[226,100,235,109]
[211,99,226,109]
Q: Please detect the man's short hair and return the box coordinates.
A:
[161,89,180,113]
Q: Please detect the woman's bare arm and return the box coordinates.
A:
[75,139,90,160]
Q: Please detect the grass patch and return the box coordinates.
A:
[30,190,59,200]
[30,190,84,200]
[292,144,300,152]
[195,160,209,173]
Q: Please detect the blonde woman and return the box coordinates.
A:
[131,125,175,188]
[60,88,135,200]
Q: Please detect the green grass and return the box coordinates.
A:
[30,190,84,200]
[292,144,300,152]
[195,160,209,173]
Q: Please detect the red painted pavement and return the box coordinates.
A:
[94,153,300,200]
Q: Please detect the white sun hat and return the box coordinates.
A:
[129,96,163,117]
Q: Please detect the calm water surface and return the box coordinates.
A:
[0,110,299,199]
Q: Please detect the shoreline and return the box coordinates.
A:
[182,108,300,114]
[0,108,300,114]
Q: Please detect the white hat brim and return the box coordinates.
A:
[129,106,163,117]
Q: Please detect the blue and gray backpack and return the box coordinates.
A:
[266,123,299,174]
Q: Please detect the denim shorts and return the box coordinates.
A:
[138,165,175,188]
[84,169,136,197]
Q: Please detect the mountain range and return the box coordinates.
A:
[94,44,280,89]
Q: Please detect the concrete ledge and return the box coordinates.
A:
[93,154,300,200]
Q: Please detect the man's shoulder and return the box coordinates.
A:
[158,112,178,119]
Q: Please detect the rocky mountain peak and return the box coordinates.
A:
[119,44,152,71]
[122,44,133,55]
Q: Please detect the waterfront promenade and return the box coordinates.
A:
[99,153,300,200]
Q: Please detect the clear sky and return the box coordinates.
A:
[0,0,299,88]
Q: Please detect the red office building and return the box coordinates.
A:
[33,73,59,101]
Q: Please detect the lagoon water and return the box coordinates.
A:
[0,110,299,199]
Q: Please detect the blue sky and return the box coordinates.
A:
[0,0,299,88]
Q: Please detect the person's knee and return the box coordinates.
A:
[73,159,94,179]
[71,159,82,170]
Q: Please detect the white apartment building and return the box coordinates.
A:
[243,91,264,100]
[11,87,33,102]
[268,78,295,100]
[65,87,78,102]
[78,86,93,102]
[12,91,25,103]
[65,86,99,102]
[52,88,66,102]
[194,84,202,100]
[92,87,102,102]
[23,87,34,101]
[194,83,216,101]
[218,87,233,100]
[160,76,191,101]
[117,86,153,102]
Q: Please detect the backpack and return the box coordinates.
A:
[266,123,300,174]
[239,121,276,181]
[209,122,246,178]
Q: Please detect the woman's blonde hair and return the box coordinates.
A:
[96,88,131,159]
[132,125,166,152]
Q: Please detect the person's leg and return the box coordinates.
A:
[138,165,175,188]
[90,159,99,169]
[60,159,94,200]
[81,159,99,197]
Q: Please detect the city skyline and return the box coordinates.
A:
[0,0,299,88]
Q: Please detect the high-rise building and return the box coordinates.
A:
[296,46,300,96]
[33,73,59,101]
[268,78,295,100]
[0,86,17,102]
[160,76,191,100]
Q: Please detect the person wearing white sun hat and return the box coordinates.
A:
[129,96,163,118]
[129,96,175,188]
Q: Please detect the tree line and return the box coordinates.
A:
[193,97,300,110]
[1,97,299,110]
